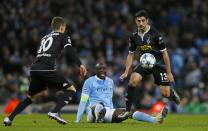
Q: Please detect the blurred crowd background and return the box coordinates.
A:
[0,0,208,113]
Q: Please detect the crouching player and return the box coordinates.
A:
[75,63,168,123]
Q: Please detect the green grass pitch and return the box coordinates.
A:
[0,114,208,131]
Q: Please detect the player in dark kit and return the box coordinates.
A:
[3,16,87,126]
[119,10,180,117]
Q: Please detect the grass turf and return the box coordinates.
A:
[0,114,208,131]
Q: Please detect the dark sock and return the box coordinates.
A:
[169,88,175,99]
[162,88,177,101]
[8,97,32,121]
[51,91,74,113]
[126,85,135,112]
[51,101,66,113]
[170,88,180,100]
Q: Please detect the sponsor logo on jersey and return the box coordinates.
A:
[140,45,153,51]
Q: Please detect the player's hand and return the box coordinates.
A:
[167,72,174,83]
[120,72,128,80]
[80,65,87,76]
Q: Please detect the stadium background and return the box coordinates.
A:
[0,0,208,114]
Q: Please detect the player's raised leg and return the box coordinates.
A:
[160,86,180,105]
[153,66,180,105]
[3,97,33,126]
[3,73,45,126]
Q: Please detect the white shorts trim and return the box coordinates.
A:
[160,48,167,52]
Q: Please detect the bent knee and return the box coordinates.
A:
[128,73,142,87]
[160,86,170,97]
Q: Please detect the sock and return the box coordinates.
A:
[51,91,74,113]
[163,88,176,101]
[126,85,135,112]
[132,111,156,123]
[170,88,177,98]
[8,97,32,121]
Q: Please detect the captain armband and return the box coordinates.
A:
[80,94,89,102]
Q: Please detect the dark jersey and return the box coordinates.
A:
[129,26,166,65]
[31,31,75,71]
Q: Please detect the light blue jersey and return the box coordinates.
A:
[82,75,114,108]
[75,75,158,123]
[75,75,114,122]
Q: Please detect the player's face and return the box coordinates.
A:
[96,65,106,79]
[135,16,148,32]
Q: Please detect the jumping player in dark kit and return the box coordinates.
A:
[3,16,87,126]
[119,10,180,117]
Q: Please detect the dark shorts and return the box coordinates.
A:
[28,71,72,96]
[134,64,170,86]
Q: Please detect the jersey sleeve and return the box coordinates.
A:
[62,34,82,66]
[80,79,91,102]
[61,34,72,48]
[157,35,166,52]
[128,35,137,53]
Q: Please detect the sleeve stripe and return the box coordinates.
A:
[129,51,135,54]
[80,94,89,102]
[64,43,72,48]
[160,48,167,52]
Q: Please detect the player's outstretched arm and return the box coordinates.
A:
[120,52,134,80]
[64,46,87,76]
[75,79,91,123]
[162,50,174,82]
[75,95,88,123]
[80,65,87,76]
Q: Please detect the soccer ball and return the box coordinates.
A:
[139,53,156,68]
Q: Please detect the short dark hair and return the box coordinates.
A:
[134,10,149,19]
[51,16,66,30]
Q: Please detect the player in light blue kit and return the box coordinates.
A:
[75,63,168,123]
